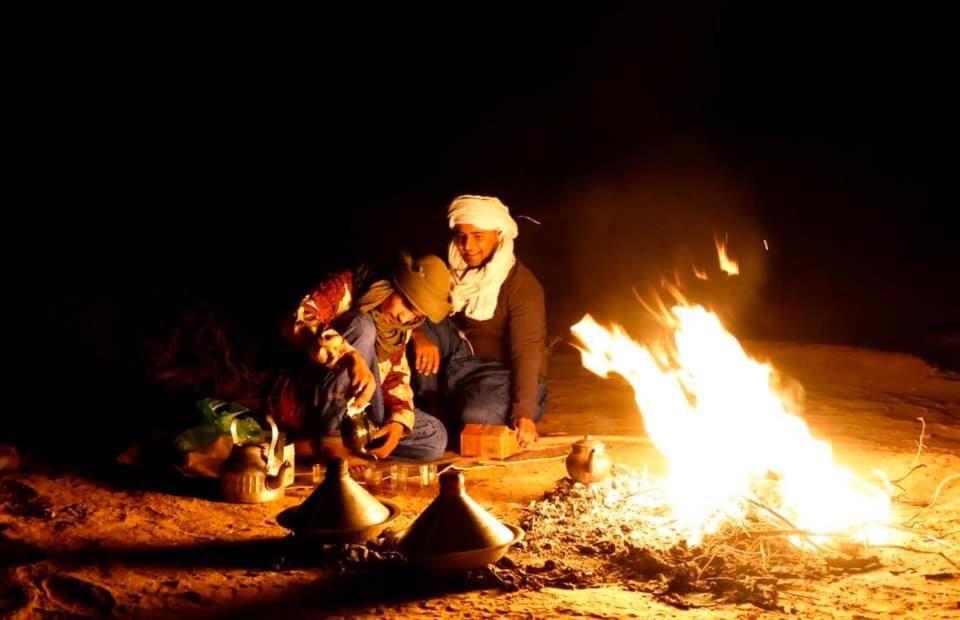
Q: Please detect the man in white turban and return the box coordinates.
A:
[411,195,547,447]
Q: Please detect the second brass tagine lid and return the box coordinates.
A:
[397,468,518,557]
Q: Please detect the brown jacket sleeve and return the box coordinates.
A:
[507,267,546,420]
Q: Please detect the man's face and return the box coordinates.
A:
[453,224,499,268]
[379,292,423,325]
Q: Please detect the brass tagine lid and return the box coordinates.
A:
[279,458,394,535]
[398,469,515,556]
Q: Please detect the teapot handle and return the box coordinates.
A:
[229,414,277,451]
[229,418,240,444]
[265,415,280,473]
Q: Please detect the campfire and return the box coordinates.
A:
[570,301,892,546]
[475,296,899,610]
[475,289,957,611]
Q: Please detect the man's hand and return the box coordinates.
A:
[514,417,538,448]
[369,421,405,460]
[411,329,441,375]
[340,351,376,408]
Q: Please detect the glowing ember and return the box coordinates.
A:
[692,265,709,280]
[715,236,740,275]
[571,305,891,545]
[763,239,770,251]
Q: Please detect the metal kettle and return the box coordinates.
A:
[220,415,290,503]
[565,436,612,484]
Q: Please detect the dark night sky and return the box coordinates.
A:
[14,5,958,446]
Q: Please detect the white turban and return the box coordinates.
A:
[446,195,518,321]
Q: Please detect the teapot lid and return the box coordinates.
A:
[572,435,605,451]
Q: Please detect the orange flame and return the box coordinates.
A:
[692,265,709,280]
[715,236,739,276]
[571,306,891,544]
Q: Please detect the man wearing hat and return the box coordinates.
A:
[411,195,547,448]
[272,253,452,461]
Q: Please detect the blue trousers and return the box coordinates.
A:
[411,318,546,429]
[313,311,447,462]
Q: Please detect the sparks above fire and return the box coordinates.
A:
[571,302,892,545]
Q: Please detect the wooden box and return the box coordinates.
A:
[459,424,523,459]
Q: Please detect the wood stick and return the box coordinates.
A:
[877,523,960,551]
[532,434,655,448]
[891,464,927,485]
[869,544,959,569]
[744,498,832,554]
[906,473,960,524]
[912,417,927,469]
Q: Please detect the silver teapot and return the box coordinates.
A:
[340,398,378,456]
[220,415,290,503]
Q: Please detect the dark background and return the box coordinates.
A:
[14,5,958,452]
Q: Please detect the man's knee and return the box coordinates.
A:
[419,418,448,461]
[394,415,448,461]
[459,393,510,426]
